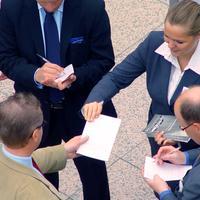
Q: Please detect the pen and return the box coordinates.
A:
[168,147,181,155]
[36,53,51,63]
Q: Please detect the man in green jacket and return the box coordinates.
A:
[0,93,88,200]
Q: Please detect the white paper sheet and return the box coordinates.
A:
[55,64,74,83]
[144,156,192,181]
[77,114,121,161]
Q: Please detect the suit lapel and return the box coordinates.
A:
[60,0,81,65]
[24,0,45,57]
[170,69,200,106]
[156,58,172,108]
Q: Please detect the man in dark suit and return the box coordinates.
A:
[145,86,200,200]
[0,0,116,199]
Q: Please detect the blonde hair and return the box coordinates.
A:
[165,0,200,36]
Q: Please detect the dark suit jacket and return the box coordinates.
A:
[163,148,200,200]
[0,0,116,142]
[85,31,200,151]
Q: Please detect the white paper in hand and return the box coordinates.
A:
[144,156,192,181]
[55,64,74,83]
[77,114,121,161]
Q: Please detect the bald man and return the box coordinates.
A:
[145,86,200,200]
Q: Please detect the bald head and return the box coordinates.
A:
[175,86,200,124]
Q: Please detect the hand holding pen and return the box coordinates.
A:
[154,146,185,165]
[35,54,76,90]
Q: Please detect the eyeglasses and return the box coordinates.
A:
[180,122,194,131]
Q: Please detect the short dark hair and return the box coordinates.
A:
[180,99,200,124]
[0,93,43,148]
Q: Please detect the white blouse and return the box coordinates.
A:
[155,41,200,104]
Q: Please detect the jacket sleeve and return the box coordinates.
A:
[186,148,200,165]
[160,192,178,200]
[84,32,155,103]
[162,179,200,200]
[69,0,115,92]
[32,145,67,174]
[162,150,200,200]
[0,0,39,90]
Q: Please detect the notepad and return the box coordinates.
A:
[77,114,121,161]
[55,64,74,83]
[144,156,192,181]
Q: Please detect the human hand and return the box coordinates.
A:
[34,63,63,88]
[57,74,76,90]
[145,175,170,194]
[83,101,103,121]
[64,135,89,159]
[154,132,176,146]
[154,146,185,165]
[0,71,7,81]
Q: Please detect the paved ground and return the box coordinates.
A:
[0,0,170,199]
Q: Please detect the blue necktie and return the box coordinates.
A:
[44,11,64,103]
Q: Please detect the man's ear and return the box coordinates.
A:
[193,123,200,132]
[31,129,40,142]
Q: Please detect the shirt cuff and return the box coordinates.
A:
[183,151,190,165]
[159,189,173,200]
[34,68,43,89]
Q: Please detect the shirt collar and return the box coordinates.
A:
[37,0,64,13]
[2,145,33,168]
[155,41,200,75]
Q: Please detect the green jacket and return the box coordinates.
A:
[0,144,67,200]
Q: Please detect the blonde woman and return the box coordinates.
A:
[83,0,200,193]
